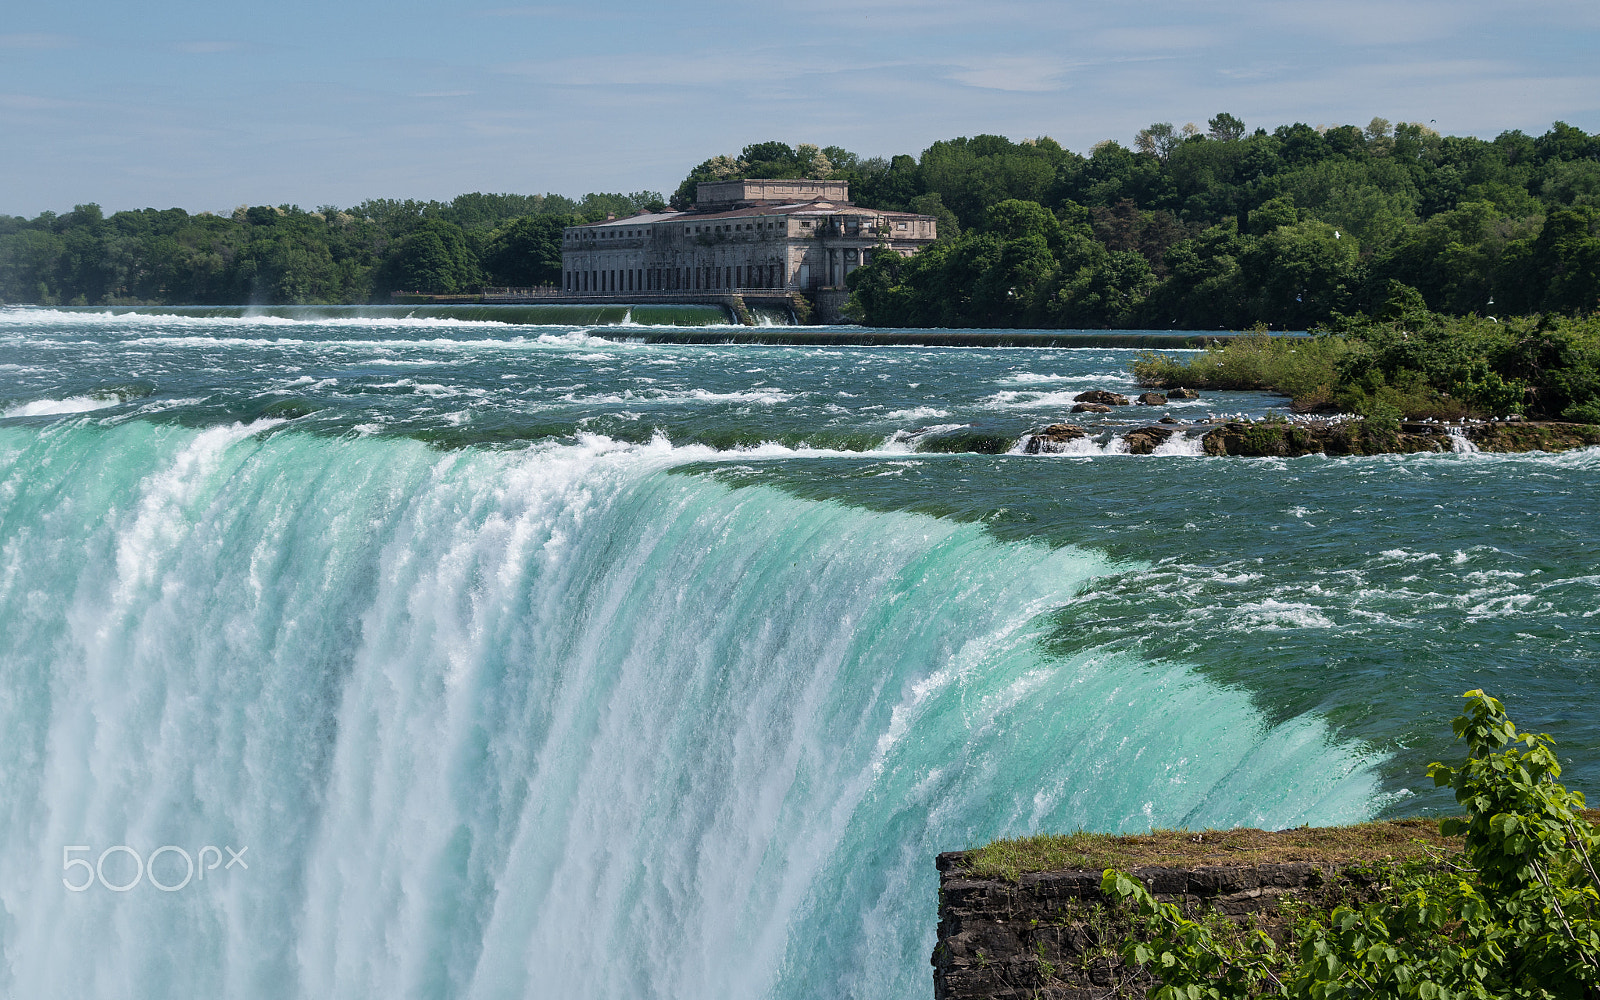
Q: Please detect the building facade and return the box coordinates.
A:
[560,179,937,296]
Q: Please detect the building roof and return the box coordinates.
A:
[695,178,850,207]
[567,200,933,230]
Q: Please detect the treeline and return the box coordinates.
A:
[0,191,664,306]
[838,119,1599,328]
[5,119,1598,320]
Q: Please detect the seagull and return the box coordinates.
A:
[1334,230,1341,239]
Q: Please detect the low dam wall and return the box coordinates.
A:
[586,329,1226,348]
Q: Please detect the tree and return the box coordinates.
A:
[1207,113,1247,143]
[378,218,481,295]
[1135,122,1182,162]
[482,214,574,287]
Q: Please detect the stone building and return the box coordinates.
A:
[560,179,937,296]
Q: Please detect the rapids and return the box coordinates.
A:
[1,307,1597,999]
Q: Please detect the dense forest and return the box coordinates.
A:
[0,191,664,306]
[839,118,1600,329]
[3,118,1598,330]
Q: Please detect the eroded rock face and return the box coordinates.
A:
[1201,420,1445,457]
[1197,419,1600,457]
[1070,402,1112,413]
[1023,424,1088,454]
[1122,426,1175,454]
[1135,392,1167,405]
[1167,387,1200,400]
[1464,421,1600,452]
[933,854,1371,1000]
[1073,390,1130,406]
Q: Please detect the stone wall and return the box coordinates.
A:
[812,288,851,324]
[933,852,1380,999]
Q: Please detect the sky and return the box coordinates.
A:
[2,0,1598,217]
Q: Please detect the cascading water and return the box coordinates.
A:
[0,421,1381,1000]
[9,308,1595,999]
[1448,426,1481,452]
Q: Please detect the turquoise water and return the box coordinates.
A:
[1,307,1596,999]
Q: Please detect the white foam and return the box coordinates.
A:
[1150,432,1205,456]
[883,406,951,421]
[3,395,121,417]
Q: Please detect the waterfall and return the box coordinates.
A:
[0,422,1382,1000]
[1448,427,1480,453]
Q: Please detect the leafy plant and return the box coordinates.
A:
[1106,690,1600,998]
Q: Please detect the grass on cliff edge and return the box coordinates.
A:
[961,816,1580,883]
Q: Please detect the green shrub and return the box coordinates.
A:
[1107,690,1600,999]
[1132,329,1348,406]
[1134,313,1600,421]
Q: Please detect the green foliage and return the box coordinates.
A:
[377,218,481,295]
[1132,331,1348,402]
[750,119,1600,329]
[481,214,574,287]
[0,187,646,305]
[1135,307,1600,421]
[7,118,1600,314]
[1108,690,1600,998]
[847,200,1155,328]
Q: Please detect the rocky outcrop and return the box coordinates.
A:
[934,856,1376,1000]
[915,428,1018,454]
[1024,424,1088,454]
[1200,419,1600,457]
[1121,426,1174,454]
[1071,402,1112,414]
[1135,392,1167,405]
[1166,387,1200,400]
[1464,421,1600,452]
[1201,420,1443,457]
[1073,390,1129,406]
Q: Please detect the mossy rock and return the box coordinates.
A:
[1202,420,1448,457]
[1465,421,1600,452]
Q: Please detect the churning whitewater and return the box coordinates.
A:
[8,307,1600,1000]
[0,421,1377,1000]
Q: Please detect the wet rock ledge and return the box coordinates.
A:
[1201,419,1600,457]
[934,855,1345,1000]
[933,815,1600,998]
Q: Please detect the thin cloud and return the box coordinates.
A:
[945,55,1069,93]
[1251,0,1477,46]
[474,5,625,18]
[496,49,828,89]
[0,93,86,110]
[0,33,77,49]
[171,41,243,54]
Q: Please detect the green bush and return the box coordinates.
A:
[1106,690,1600,999]
[1134,311,1600,421]
[1132,329,1349,406]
